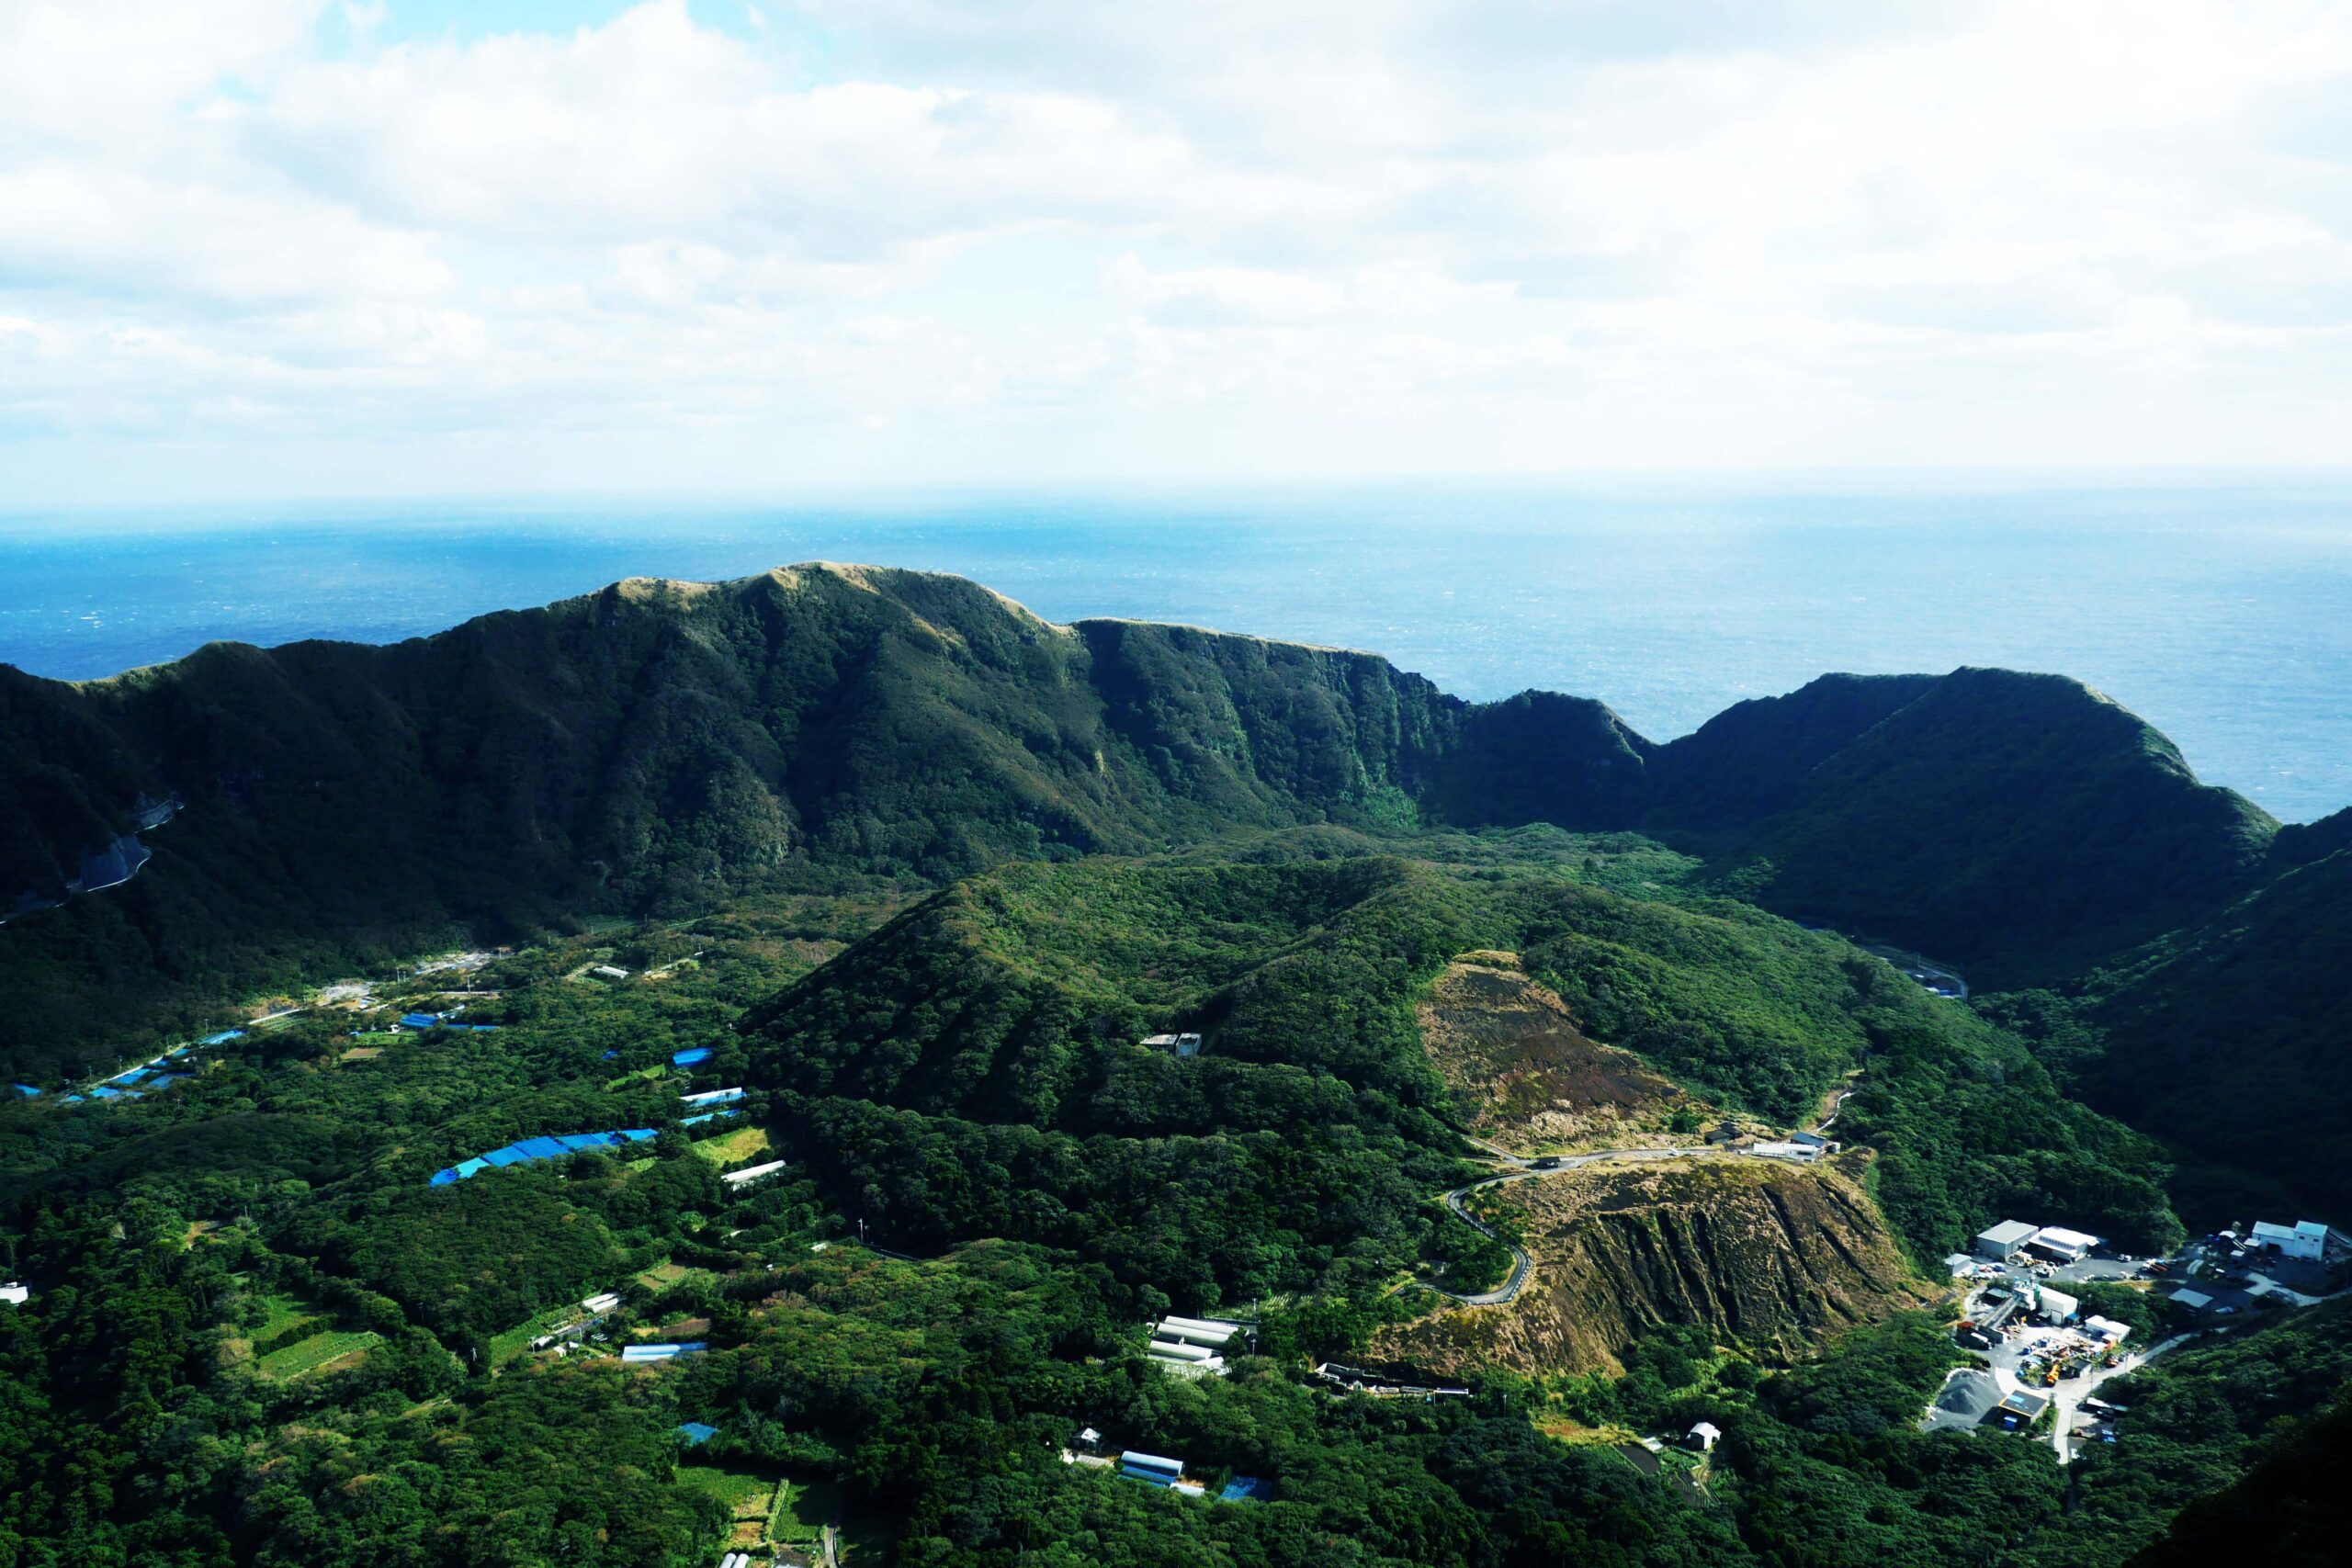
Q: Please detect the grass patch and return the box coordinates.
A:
[673,1465,772,1514]
[257,1329,384,1382]
[691,1125,773,1168]
[773,1477,842,1545]
[636,1258,691,1291]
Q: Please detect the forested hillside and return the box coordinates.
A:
[1,829,2319,1568]
[0,567,2282,1083]
[1985,844,2352,1225]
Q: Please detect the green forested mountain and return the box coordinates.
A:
[4,562,2346,1566]
[0,566,2283,1083]
[1985,843,2352,1225]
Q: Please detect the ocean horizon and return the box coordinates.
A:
[4,481,2347,823]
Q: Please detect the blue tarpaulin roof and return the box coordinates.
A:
[90,1085,137,1100]
[672,1046,713,1066]
[620,1342,707,1363]
[465,1024,500,1031]
[1219,1477,1273,1503]
[400,1013,441,1029]
[681,1110,739,1126]
[198,1030,245,1045]
[13,1084,40,1097]
[429,1128,660,1184]
[676,1422,719,1446]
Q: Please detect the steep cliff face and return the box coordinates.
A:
[1414,953,1689,1153]
[1376,1156,1928,1378]
[1684,668,2277,983]
[0,564,2290,1081]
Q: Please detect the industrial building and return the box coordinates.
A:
[2025,1225,2102,1264]
[2250,1219,2349,1261]
[1974,1220,2036,1260]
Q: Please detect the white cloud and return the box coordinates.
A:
[1,0,2349,498]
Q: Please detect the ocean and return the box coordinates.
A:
[2,482,2347,823]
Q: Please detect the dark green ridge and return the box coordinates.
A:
[0,563,2285,1082]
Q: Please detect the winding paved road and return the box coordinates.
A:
[1428,1145,1739,1306]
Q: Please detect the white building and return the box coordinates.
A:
[0,1281,28,1306]
[2036,1287,2079,1323]
[721,1159,787,1188]
[2026,1225,2101,1264]
[2082,1315,2132,1346]
[1689,1421,1721,1452]
[2250,1219,2347,1261]
[1975,1220,2037,1260]
[1141,1032,1204,1057]
[1750,1141,1822,1162]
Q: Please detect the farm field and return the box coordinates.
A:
[257,1329,384,1382]
[692,1125,772,1167]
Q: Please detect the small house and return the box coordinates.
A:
[1141,1032,1204,1058]
[1688,1421,1721,1452]
[0,1281,28,1306]
[593,964,630,980]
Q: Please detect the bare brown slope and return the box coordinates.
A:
[1417,953,1688,1153]
[1376,1156,1929,1377]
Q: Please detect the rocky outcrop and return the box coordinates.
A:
[1375,1155,1928,1377]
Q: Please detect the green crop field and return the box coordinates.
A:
[691,1125,771,1167]
[257,1329,385,1382]
[673,1466,771,1512]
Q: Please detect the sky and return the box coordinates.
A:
[4,0,2352,502]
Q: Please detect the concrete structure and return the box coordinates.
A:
[1141,1032,1204,1057]
[720,1158,786,1188]
[2170,1287,2214,1312]
[1975,1220,2036,1260]
[2027,1225,2102,1264]
[1997,1389,2050,1426]
[1751,1141,1823,1162]
[2250,1219,2347,1261]
[2082,1314,2132,1345]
